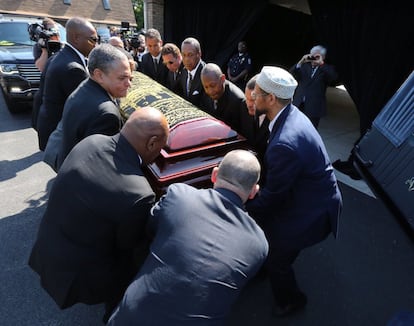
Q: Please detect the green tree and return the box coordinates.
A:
[132,0,144,29]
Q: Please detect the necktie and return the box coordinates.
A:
[173,71,177,81]
[153,58,158,73]
[187,72,193,96]
[213,100,218,110]
[311,66,317,78]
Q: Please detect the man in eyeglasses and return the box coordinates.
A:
[36,17,98,151]
[161,42,184,94]
[246,66,342,318]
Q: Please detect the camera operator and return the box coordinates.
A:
[289,45,338,129]
[31,17,62,72]
[31,17,62,130]
[129,32,146,69]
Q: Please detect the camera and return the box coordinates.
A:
[307,55,318,61]
[129,35,142,49]
[28,23,59,43]
[28,23,61,56]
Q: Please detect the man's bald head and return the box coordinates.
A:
[121,107,169,164]
[212,150,260,203]
[201,63,223,81]
[65,17,97,57]
[109,36,124,49]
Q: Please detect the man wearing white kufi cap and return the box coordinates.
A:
[246,66,342,318]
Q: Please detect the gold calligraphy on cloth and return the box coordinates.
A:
[120,71,210,128]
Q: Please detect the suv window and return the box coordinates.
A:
[0,22,34,46]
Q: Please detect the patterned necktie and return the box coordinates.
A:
[187,72,193,96]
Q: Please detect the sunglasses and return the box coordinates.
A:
[88,36,99,44]
[163,60,175,65]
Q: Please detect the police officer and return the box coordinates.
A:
[227,41,252,90]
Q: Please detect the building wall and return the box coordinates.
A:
[0,0,136,27]
[144,0,164,36]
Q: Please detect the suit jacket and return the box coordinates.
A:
[252,114,270,166]
[166,62,185,95]
[200,80,252,137]
[56,78,122,169]
[29,133,155,308]
[108,183,268,326]
[290,62,338,118]
[246,104,342,251]
[36,45,89,150]
[178,60,206,107]
[140,52,169,86]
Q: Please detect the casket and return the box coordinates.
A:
[120,72,251,197]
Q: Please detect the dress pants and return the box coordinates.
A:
[266,248,304,307]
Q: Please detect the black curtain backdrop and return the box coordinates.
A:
[164,0,267,70]
[309,0,414,136]
[163,1,414,136]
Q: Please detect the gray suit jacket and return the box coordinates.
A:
[108,183,269,326]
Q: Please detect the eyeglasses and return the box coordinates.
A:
[251,91,269,100]
[163,60,175,65]
[87,36,99,44]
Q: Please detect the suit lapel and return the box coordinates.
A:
[268,104,293,144]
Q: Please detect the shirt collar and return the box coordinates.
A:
[151,53,161,61]
[65,42,89,71]
[268,105,288,133]
[188,60,202,76]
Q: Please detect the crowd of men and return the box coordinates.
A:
[29,17,343,325]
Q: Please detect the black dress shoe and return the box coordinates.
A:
[272,293,307,317]
[332,159,362,180]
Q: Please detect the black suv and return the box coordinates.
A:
[0,16,65,113]
[0,17,42,112]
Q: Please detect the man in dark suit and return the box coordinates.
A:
[48,44,131,171]
[36,17,97,150]
[246,66,342,317]
[244,74,269,166]
[139,28,169,86]
[200,63,254,139]
[179,37,206,107]
[108,150,269,326]
[161,42,185,94]
[29,108,169,323]
[289,45,338,129]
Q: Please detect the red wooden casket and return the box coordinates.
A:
[120,72,251,197]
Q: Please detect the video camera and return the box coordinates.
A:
[28,23,59,42]
[28,22,61,56]
[129,34,143,49]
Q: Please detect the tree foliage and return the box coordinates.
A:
[132,0,144,28]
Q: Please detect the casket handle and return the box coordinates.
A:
[353,144,374,167]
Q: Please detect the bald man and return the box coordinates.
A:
[200,63,254,140]
[29,107,169,322]
[36,17,98,150]
[108,36,124,49]
[108,150,269,326]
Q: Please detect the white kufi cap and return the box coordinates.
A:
[256,66,298,99]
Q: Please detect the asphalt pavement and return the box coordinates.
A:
[1,94,414,326]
